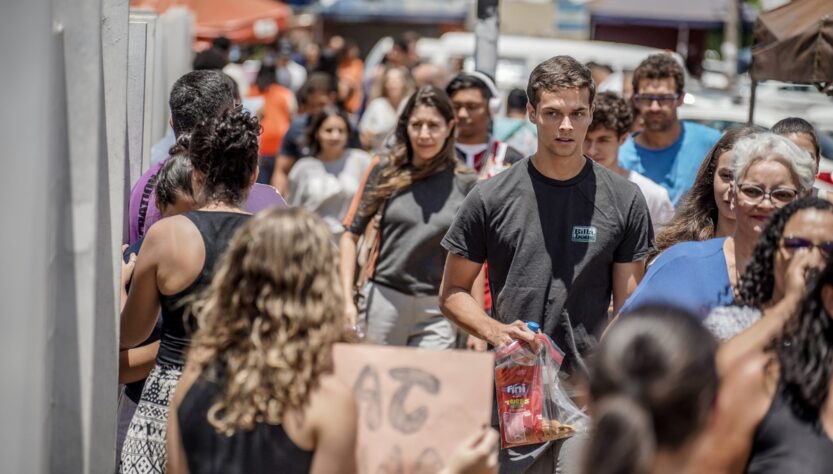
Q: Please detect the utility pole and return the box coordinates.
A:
[723,0,740,89]
[474,0,499,77]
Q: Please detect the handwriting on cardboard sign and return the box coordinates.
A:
[354,365,441,434]
[333,343,493,474]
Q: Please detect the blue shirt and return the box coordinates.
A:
[618,238,733,319]
[619,121,721,205]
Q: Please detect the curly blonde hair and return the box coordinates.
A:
[188,207,344,435]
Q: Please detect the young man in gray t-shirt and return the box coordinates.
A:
[440,56,654,473]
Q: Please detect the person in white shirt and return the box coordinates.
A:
[584,91,674,227]
[289,106,371,238]
[275,39,307,93]
[358,65,414,153]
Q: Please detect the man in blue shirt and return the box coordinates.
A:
[618,54,721,205]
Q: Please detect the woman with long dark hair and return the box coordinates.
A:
[119,108,259,473]
[339,85,477,348]
[166,208,357,474]
[705,198,832,372]
[583,305,719,474]
[693,255,833,473]
[288,106,370,237]
[655,126,760,254]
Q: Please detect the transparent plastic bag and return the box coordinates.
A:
[494,327,588,448]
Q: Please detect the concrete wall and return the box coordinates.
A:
[0,0,128,472]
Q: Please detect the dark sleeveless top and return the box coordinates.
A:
[746,381,833,473]
[178,373,314,474]
[157,211,251,366]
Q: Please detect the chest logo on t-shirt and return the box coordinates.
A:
[571,226,597,243]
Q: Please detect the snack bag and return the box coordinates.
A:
[494,324,587,448]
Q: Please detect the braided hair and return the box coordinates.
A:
[182,106,260,207]
[736,197,833,308]
[778,253,833,413]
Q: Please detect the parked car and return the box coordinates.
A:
[679,104,833,192]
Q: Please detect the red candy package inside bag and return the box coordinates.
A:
[494,332,587,448]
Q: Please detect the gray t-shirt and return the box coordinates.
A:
[348,163,477,296]
[288,148,371,236]
[442,157,654,377]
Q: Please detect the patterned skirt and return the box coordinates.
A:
[119,363,183,474]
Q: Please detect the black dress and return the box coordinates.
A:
[120,211,251,474]
[178,373,314,474]
[746,381,833,473]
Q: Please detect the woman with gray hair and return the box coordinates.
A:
[618,132,817,320]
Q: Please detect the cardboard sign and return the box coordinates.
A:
[333,343,494,474]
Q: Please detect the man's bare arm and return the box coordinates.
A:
[270,155,294,197]
[440,253,535,347]
[611,260,646,315]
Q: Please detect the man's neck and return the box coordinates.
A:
[531,150,586,181]
[636,120,682,149]
[456,132,490,146]
[607,162,628,178]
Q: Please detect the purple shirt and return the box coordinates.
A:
[127,158,287,244]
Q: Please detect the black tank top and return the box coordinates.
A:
[157,211,251,366]
[177,373,314,474]
[746,381,833,473]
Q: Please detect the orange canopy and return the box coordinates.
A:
[130,0,291,43]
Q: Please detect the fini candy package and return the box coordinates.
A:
[494,324,587,448]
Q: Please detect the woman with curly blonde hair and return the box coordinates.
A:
[167,207,357,474]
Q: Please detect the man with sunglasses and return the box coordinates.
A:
[619,53,721,205]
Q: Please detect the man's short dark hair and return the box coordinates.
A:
[446,73,494,101]
[526,56,595,108]
[297,72,337,106]
[192,48,228,71]
[507,88,528,112]
[168,70,236,137]
[632,53,685,96]
[586,61,613,74]
[212,36,231,53]
[772,117,820,158]
[590,91,634,137]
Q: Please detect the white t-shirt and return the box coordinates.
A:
[627,170,675,228]
[359,97,404,152]
[455,143,489,169]
[288,148,372,237]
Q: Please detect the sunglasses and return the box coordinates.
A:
[632,94,679,107]
[781,236,833,256]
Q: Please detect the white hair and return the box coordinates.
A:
[731,132,818,191]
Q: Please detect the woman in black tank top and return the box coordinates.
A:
[119,108,261,474]
[694,255,833,473]
[166,208,357,474]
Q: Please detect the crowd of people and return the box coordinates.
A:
[115,32,833,474]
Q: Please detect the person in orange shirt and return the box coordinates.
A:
[336,40,364,114]
[249,62,297,184]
